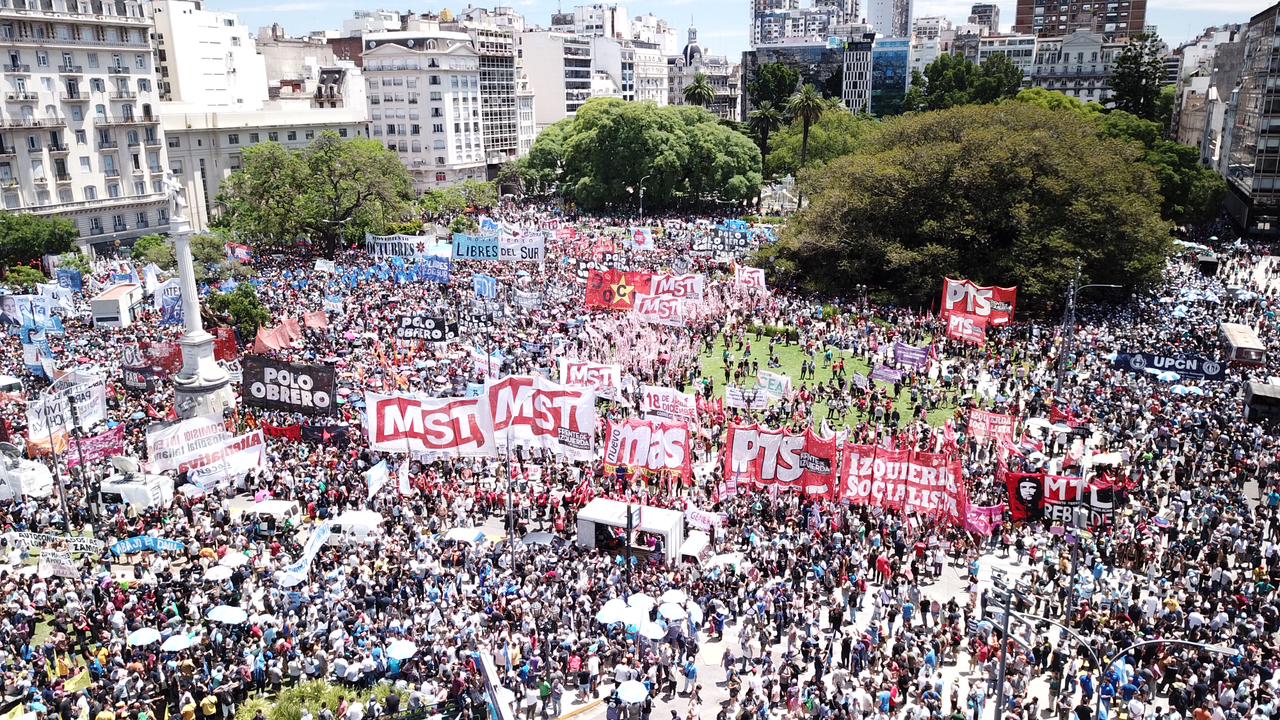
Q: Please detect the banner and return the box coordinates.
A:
[145,417,232,472]
[278,520,333,587]
[419,256,452,284]
[650,273,705,300]
[242,357,336,416]
[964,504,1006,536]
[364,375,597,461]
[366,233,450,259]
[500,232,546,262]
[945,311,987,345]
[603,418,691,480]
[452,232,501,261]
[942,278,1017,325]
[723,424,840,497]
[725,385,770,410]
[65,424,125,469]
[38,549,78,579]
[473,274,498,299]
[639,385,697,423]
[633,294,684,327]
[1004,472,1113,527]
[558,359,622,395]
[110,536,186,556]
[26,373,107,437]
[840,445,969,525]
[734,265,767,291]
[968,409,1016,443]
[156,278,184,326]
[514,290,543,310]
[693,227,755,256]
[1111,352,1226,381]
[172,430,265,475]
[627,227,655,251]
[55,268,83,291]
[393,316,458,342]
[757,370,792,398]
[585,269,653,311]
[893,341,930,370]
[4,531,104,553]
[314,259,336,274]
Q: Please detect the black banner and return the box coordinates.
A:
[301,425,351,444]
[242,356,335,416]
[692,228,754,256]
[394,315,459,342]
[122,366,159,392]
[1112,352,1226,381]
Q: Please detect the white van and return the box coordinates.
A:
[98,472,174,511]
[324,510,384,546]
[0,455,53,501]
[223,495,302,537]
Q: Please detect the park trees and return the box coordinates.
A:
[0,213,78,267]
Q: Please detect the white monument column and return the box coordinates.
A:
[165,175,233,420]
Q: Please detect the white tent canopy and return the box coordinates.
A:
[575,498,684,566]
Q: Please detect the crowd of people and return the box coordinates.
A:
[0,203,1276,720]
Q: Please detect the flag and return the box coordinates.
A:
[397,458,411,495]
[366,460,389,501]
[473,274,498,299]
[300,425,350,445]
[303,310,328,330]
[225,243,253,262]
[64,669,92,693]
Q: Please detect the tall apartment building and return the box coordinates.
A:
[631,14,677,56]
[1024,28,1125,103]
[444,18,533,172]
[866,0,910,39]
[967,3,999,33]
[911,16,951,40]
[967,33,1037,75]
[0,0,171,254]
[517,31,593,130]
[1223,3,1280,236]
[363,25,486,190]
[668,27,741,121]
[1012,0,1145,40]
[842,32,874,113]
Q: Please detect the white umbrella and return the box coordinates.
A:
[522,531,558,546]
[160,634,196,652]
[616,680,649,704]
[658,602,688,620]
[1049,423,1073,434]
[627,593,656,611]
[601,598,629,615]
[218,551,250,568]
[619,606,648,630]
[206,605,249,625]
[705,553,745,570]
[203,565,234,581]
[687,602,704,625]
[639,621,666,640]
[659,589,688,604]
[444,527,484,543]
[387,639,419,660]
[127,628,161,646]
[595,605,628,625]
[1023,418,1052,429]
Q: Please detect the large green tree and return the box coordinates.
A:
[683,73,716,108]
[766,108,877,178]
[765,102,1170,306]
[206,282,270,340]
[218,131,414,258]
[904,54,1024,112]
[1110,34,1166,121]
[747,101,784,172]
[525,99,761,210]
[747,63,801,112]
[0,214,78,267]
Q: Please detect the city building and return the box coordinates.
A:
[870,36,908,114]
[0,0,171,254]
[1223,3,1280,236]
[445,12,534,174]
[631,13,678,56]
[362,23,487,191]
[908,35,941,77]
[753,6,846,47]
[149,0,266,108]
[1012,0,1145,40]
[559,4,632,39]
[668,27,741,121]
[630,41,668,105]
[967,3,999,34]
[1025,29,1126,104]
[973,33,1037,76]
[255,26,363,109]
[742,38,851,114]
[842,32,874,112]
[517,31,594,130]
[865,0,910,39]
[911,16,951,41]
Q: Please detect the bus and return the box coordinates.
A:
[1220,322,1266,365]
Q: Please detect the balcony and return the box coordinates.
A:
[104,168,119,177]
[102,114,154,125]
[47,142,68,153]
[106,65,129,74]
[96,140,117,149]
[54,172,70,182]
[57,64,83,74]
[108,90,134,99]
[0,146,15,157]
[89,226,104,236]
[31,175,46,183]
[1,34,150,49]
[146,164,160,173]
[3,64,30,72]
[142,137,159,147]
[4,91,37,101]
[0,177,18,188]
[59,91,86,101]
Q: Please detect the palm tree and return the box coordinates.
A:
[747,100,784,167]
[683,72,716,108]
[785,84,826,168]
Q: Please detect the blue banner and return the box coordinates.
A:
[473,274,498,299]
[160,292,184,326]
[55,268,83,291]
[465,383,486,398]
[110,536,187,556]
[452,233,500,261]
[419,257,452,284]
[720,219,749,232]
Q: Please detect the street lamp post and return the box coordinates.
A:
[638,174,651,218]
[1011,610,1238,720]
[1054,261,1121,394]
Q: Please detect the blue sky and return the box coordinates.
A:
[214,0,1265,61]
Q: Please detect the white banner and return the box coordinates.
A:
[639,385,697,423]
[758,370,792,398]
[725,385,770,410]
[186,433,266,493]
[633,295,685,327]
[26,373,107,437]
[278,520,332,587]
[364,375,597,461]
[500,232,546,263]
[734,265,768,292]
[558,359,622,394]
[650,273,705,300]
[37,549,79,579]
[4,531,104,553]
[145,417,232,473]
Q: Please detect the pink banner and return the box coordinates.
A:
[839,445,970,526]
[969,409,1016,443]
[66,424,125,468]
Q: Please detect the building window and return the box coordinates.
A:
[305,130,314,140]
[88,217,103,233]
[429,75,440,85]
[433,123,443,133]
[136,211,148,227]
[435,172,446,182]
[168,137,180,148]
[268,132,278,141]
[84,186,97,200]
[228,133,239,145]
[338,129,348,138]
[286,131,296,141]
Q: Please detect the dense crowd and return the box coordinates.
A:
[0,203,1276,720]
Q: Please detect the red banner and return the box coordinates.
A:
[968,409,1015,443]
[723,424,840,498]
[585,269,653,311]
[65,424,125,468]
[214,327,239,362]
[603,418,692,482]
[1005,472,1114,527]
[946,311,987,345]
[839,444,969,525]
[942,278,1017,325]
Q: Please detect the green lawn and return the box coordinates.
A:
[696,332,956,428]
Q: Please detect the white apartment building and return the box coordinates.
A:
[0,0,171,254]
[753,7,843,46]
[631,42,667,105]
[912,16,951,40]
[631,13,677,56]
[517,31,593,130]
[866,0,911,39]
[342,10,399,37]
[1026,28,1126,104]
[562,4,631,39]
[149,0,266,108]
[976,33,1036,75]
[447,16,533,170]
[842,32,874,113]
[363,26,487,190]
[909,36,941,76]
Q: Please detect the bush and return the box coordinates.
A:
[3,265,48,292]
[747,323,800,342]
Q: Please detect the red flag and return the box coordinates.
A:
[303,310,329,330]
[585,269,653,311]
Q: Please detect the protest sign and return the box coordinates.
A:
[109,536,186,556]
[65,424,125,469]
[393,315,459,342]
[145,417,232,473]
[840,445,969,526]
[968,409,1016,443]
[639,385,697,422]
[893,341,930,370]
[366,233,448,259]
[1112,352,1226,381]
[633,294,684,327]
[603,418,692,481]
[452,232,501,261]
[558,359,622,395]
[945,311,987,345]
[725,385,770,410]
[724,425,840,498]
[942,278,1017,325]
[242,357,335,416]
